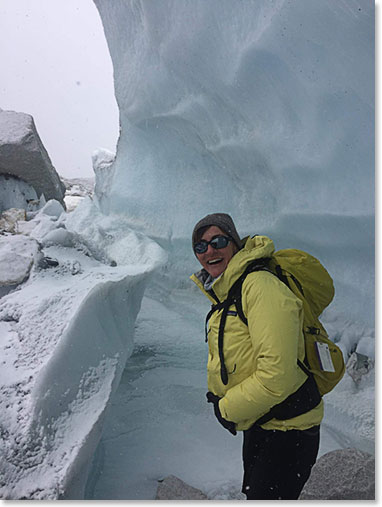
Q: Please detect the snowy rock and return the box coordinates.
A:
[0,234,40,286]
[0,109,66,207]
[346,352,374,384]
[155,475,207,500]
[39,199,65,218]
[299,448,375,500]
[0,208,26,233]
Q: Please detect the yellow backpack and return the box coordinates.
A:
[268,249,345,396]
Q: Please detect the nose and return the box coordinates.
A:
[205,243,215,255]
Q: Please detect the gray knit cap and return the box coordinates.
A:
[192,213,242,252]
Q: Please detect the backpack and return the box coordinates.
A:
[205,248,345,425]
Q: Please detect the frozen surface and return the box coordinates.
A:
[94,0,374,325]
[85,0,374,500]
[61,176,94,212]
[85,281,374,500]
[0,0,374,500]
[0,175,38,213]
[0,198,166,499]
[94,0,373,228]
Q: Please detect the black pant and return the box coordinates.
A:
[242,424,320,500]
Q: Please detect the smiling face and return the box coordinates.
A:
[195,225,237,278]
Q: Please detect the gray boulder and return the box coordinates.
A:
[346,351,374,383]
[299,448,375,500]
[155,475,207,500]
[0,109,66,208]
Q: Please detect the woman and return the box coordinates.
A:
[190,213,322,500]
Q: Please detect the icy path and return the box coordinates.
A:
[85,283,350,500]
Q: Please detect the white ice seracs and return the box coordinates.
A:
[93,0,374,326]
[0,193,167,499]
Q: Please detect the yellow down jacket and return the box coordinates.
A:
[190,235,323,432]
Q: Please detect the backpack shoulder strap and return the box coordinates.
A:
[233,258,272,325]
[204,258,271,384]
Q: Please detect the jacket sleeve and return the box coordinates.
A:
[219,270,306,424]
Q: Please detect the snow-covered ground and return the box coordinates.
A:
[83,279,374,500]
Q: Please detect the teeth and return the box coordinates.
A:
[208,259,222,264]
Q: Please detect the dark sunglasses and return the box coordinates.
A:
[194,235,232,254]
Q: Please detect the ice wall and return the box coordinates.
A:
[0,197,167,499]
[94,0,374,322]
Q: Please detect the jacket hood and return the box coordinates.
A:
[190,235,275,302]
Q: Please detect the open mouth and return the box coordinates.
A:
[207,258,223,265]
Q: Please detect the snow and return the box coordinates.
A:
[94,0,373,234]
[0,234,40,285]
[0,0,374,501]
[62,176,94,212]
[84,281,374,500]
[38,199,65,218]
[92,148,115,172]
[93,0,374,324]
[0,200,166,499]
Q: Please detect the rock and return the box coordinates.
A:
[0,208,26,233]
[346,352,374,383]
[155,475,207,500]
[299,448,375,500]
[37,256,59,269]
[0,235,41,286]
[0,110,66,207]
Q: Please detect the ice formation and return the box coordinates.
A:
[94,0,374,325]
[0,0,374,500]
[0,198,166,499]
[0,175,38,213]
